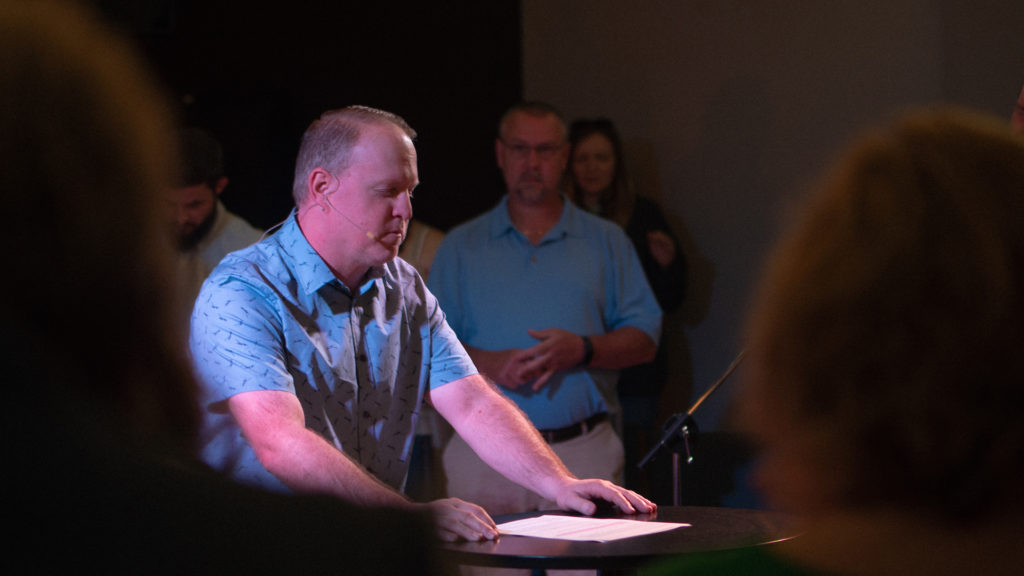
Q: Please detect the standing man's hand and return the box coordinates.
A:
[477,348,550,390]
[465,328,595,392]
[523,328,588,390]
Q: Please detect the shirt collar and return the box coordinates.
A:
[277,211,385,297]
[487,194,587,242]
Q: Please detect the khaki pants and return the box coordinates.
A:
[443,420,624,516]
[444,421,624,575]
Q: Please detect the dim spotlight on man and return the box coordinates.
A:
[189,106,655,542]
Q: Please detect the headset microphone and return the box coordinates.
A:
[326,193,376,240]
[338,207,377,240]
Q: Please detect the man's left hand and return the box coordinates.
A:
[552,478,657,516]
[523,328,588,390]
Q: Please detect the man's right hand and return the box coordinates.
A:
[418,498,499,542]
[467,347,550,390]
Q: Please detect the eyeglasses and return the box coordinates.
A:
[501,139,565,160]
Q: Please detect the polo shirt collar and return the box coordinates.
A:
[487,194,586,242]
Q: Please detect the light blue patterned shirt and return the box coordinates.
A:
[191,212,476,492]
[428,196,662,430]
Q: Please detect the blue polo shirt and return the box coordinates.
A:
[428,196,661,430]
[190,213,477,492]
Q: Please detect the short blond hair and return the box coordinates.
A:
[291,105,416,206]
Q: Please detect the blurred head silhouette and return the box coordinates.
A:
[743,107,1024,524]
[1,0,198,456]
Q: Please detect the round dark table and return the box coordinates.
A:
[438,506,796,575]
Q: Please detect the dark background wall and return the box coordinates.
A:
[88,1,1024,505]
[97,0,1024,436]
[523,0,1024,431]
[97,0,521,231]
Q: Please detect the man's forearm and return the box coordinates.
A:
[230,390,412,508]
[257,425,413,507]
[588,326,657,370]
[432,375,575,501]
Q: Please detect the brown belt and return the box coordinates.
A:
[537,412,608,444]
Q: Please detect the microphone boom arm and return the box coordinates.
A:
[637,349,747,469]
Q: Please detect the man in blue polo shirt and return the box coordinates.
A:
[429,102,662,515]
[190,106,655,542]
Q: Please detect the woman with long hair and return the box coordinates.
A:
[567,117,688,498]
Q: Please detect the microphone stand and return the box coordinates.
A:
[637,349,746,505]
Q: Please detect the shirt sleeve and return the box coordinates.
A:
[189,274,294,410]
[422,279,478,390]
[608,228,664,346]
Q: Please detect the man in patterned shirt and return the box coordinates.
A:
[190,106,655,542]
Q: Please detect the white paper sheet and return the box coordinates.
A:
[497,515,689,542]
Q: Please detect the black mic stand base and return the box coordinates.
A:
[638,412,699,506]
